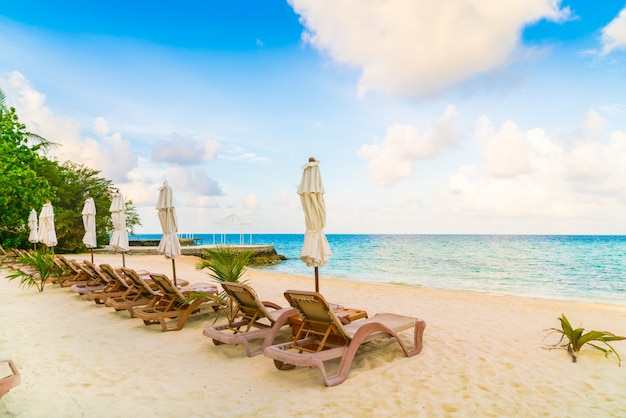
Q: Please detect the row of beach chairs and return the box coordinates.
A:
[1,248,426,388]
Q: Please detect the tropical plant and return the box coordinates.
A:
[6,248,61,292]
[544,313,626,366]
[194,246,253,322]
[0,88,142,251]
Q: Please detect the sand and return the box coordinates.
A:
[1,252,626,417]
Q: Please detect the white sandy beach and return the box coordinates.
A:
[2,252,626,417]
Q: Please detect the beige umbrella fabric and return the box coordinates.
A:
[297,158,332,292]
[109,190,129,266]
[37,202,57,249]
[156,181,181,285]
[82,197,97,263]
[28,208,38,248]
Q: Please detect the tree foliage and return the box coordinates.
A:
[0,88,142,252]
[0,106,51,248]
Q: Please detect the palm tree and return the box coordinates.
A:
[7,249,61,292]
[195,246,253,322]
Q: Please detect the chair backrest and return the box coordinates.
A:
[283,290,349,341]
[149,273,186,302]
[82,261,115,286]
[221,282,276,324]
[99,264,130,289]
[121,268,158,296]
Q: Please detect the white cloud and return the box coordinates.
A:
[0,71,137,183]
[289,0,568,97]
[436,113,626,223]
[600,7,626,55]
[476,117,531,178]
[358,105,462,186]
[581,108,608,132]
[151,133,219,165]
[244,194,259,210]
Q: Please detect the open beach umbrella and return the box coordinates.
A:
[82,197,97,263]
[37,201,57,249]
[156,181,181,286]
[28,208,38,249]
[298,158,332,292]
[109,190,129,267]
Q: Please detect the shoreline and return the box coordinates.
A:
[2,253,626,416]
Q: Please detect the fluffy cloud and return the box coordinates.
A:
[358,105,462,186]
[600,6,626,55]
[151,133,220,165]
[476,117,532,178]
[289,0,568,97]
[0,71,137,182]
[437,110,626,221]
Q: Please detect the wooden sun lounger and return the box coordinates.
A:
[105,267,160,316]
[132,273,218,332]
[69,261,108,295]
[83,263,129,304]
[202,282,296,356]
[263,290,426,387]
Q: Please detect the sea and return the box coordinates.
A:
[129,234,626,307]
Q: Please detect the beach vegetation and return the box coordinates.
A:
[544,313,626,366]
[6,248,61,292]
[194,246,253,322]
[0,88,142,251]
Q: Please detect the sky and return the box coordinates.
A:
[2,0,626,235]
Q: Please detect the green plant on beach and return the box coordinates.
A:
[544,313,625,366]
[6,248,61,292]
[192,246,253,322]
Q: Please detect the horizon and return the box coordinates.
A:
[2,1,626,235]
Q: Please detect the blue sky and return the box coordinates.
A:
[2,0,626,235]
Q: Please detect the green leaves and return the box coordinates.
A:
[6,249,61,292]
[196,246,252,284]
[195,246,253,323]
[544,313,626,366]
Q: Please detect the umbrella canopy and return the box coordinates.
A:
[82,198,97,248]
[28,209,38,244]
[297,158,332,291]
[109,190,129,265]
[82,197,97,262]
[156,181,181,284]
[37,202,57,248]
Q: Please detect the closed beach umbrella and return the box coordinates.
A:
[298,158,332,292]
[28,208,38,248]
[82,197,97,263]
[109,190,129,267]
[156,181,181,285]
[37,202,57,249]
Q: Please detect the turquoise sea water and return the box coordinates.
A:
[130,234,626,306]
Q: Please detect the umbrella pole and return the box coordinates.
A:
[172,259,177,287]
[314,266,319,292]
[122,252,126,267]
[90,248,94,263]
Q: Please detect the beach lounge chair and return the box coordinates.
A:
[202,282,296,357]
[105,267,162,316]
[69,261,108,295]
[0,359,20,399]
[132,273,218,332]
[263,290,426,387]
[84,263,130,304]
[53,255,90,287]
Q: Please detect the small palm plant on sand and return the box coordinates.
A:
[6,248,61,292]
[194,246,253,322]
[544,313,625,366]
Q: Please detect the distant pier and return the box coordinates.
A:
[100,241,284,266]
